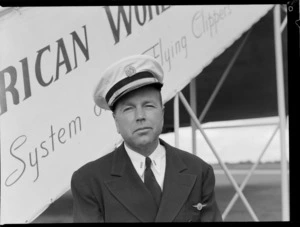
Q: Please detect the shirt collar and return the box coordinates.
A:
[124,142,165,177]
[148,143,165,174]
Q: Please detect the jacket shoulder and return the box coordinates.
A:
[161,139,213,172]
[72,148,115,181]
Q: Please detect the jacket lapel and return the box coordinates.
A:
[155,140,197,222]
[104,143,158,222]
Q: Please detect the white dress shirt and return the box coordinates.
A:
[124,142,166,190]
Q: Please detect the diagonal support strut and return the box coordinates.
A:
[179,92,259,221]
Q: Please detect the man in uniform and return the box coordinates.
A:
[71,55,222,222]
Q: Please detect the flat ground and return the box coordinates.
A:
[213,165,284,221]
[32,162,286,223]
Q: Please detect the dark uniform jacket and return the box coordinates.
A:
[71,139,222,222]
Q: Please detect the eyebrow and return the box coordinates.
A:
[121,99,158,108]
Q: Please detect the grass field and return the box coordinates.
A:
[32,162,286,223]
[215,174,283,221]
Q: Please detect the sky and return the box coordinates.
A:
[160,116,289,164]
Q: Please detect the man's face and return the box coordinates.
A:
[113,86,164,153]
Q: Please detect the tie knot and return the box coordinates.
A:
[145,157,152,169]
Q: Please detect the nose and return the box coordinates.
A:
[135,106,145,121]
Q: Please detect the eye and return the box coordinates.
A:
[123,106,133,112]
[145,104,155,108]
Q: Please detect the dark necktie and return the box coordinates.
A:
[144,157,162,207]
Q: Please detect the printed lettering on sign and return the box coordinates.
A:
[5,116,82,187]
[103,6,172,44]
[0,25,89,116]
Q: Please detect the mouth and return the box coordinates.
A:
[134,127,152,133]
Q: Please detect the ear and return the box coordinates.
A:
[112,112,120,134]
[161,105,165,126]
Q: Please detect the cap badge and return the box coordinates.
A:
[124,65,136,77]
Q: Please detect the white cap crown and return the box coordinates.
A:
[93,55,164,110]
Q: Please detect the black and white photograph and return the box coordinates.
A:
[0,3,296,223]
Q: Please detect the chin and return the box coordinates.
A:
[135,137,153,147]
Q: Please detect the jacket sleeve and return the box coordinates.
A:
[200,165,223,222]
[71,170,104,223]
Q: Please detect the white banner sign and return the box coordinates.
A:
[0,5,273,224]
